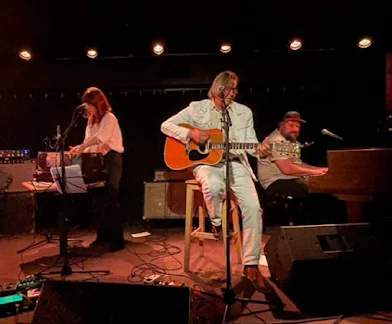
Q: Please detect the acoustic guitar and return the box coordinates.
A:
[163,123,308,170]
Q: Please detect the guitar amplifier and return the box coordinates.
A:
[154,168,194,182]
[0,149,31,164]
[0,161,37,192]
[143,181,186,219]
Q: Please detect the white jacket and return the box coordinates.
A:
[160,99,260,182]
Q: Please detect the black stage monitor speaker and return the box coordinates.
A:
[265,223,392,316]
[31,280,191,324]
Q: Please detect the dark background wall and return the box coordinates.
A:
[0,49,388,222]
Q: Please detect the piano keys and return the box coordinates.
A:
[308,147,392,223]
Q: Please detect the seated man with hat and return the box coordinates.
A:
[257,111,328,224]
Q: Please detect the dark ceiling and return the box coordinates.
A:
[1,0,391,61]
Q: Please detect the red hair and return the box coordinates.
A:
[81,87,112,125]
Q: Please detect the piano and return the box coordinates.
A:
[308,147,392,223]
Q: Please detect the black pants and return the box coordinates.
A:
[94,151,124,244]
[265,178,308,225]
[266,178,308,199]
[266,178,344,225]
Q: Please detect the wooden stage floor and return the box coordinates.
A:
[1,223,392,324]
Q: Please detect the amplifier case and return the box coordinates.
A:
[0,161,36,192]
[153,168,194,182]
[143,181,186,219]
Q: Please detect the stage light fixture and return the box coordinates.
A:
[358,37,372,49]
[86,49,98,59]
[153,44,164,55]
[220,44,232,53]
[19,50,32,61]
[289,39,302,51]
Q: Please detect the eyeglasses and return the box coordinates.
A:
[225,87,238,94]
[216,86,239,95]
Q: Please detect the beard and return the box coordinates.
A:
[284,132,299,142]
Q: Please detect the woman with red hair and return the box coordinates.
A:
[70,87,125,252]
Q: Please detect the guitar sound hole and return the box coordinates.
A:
[189,150,208,161]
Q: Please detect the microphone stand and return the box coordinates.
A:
[41,107,109,278]
[199,90,278,324]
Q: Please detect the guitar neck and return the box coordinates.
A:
[209,141,303,152]
[210,142,258,150]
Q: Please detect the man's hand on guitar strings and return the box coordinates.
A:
[188,128,210,144]
[256,137,271,159]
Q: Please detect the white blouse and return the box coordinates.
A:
[84,112,124,155]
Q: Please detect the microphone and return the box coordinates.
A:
[75,103,87,110]
[56,125,61,140]
[321,128,343,141]
[217,86,225,92]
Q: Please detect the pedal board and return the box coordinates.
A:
[0,274,46,316]
[17,274,46,290]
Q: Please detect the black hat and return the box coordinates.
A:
[282,111,306,123]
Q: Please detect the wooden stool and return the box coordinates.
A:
[184,179,242,272]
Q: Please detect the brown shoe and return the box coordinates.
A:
[243,265,273,294]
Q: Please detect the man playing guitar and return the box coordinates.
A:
[161,70,272,293]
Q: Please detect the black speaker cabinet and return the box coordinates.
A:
[31,280,191,324]
[265,223,392,316]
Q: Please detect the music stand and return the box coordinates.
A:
[16,155,83,255]
[199,89,280,323]
[40,107,109,278]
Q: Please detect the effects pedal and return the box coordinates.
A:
[143,274,161,284]
[1,283,18,296]
[17,274,45,291]
[168,281,185,287]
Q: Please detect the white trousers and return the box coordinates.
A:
[193,161,263,265]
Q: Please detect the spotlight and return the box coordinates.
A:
[153,44,164,55]
[19,50,32,61]
[220,44,232,53]
[86,49,98,59]
[358,37,372,49]
[289,39,302,51]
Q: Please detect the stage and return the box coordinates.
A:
[1,223,392,324]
